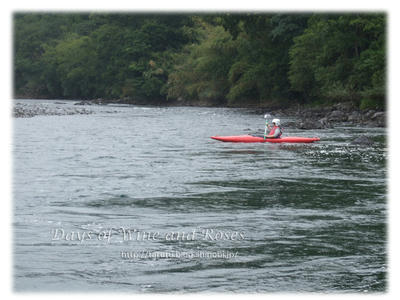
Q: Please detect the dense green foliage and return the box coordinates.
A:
[167,18,236,104]
[14,13,386,108]
[289,14,385,105]
[15,14,193,100]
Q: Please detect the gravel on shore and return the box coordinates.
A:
[13,102,93,118]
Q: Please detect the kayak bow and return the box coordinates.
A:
[211,135,320,143]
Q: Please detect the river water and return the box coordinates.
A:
[13,99,387,293]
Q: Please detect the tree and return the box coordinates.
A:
[221,13,309,105]
[167,19,235,104]
[288,14,386,105]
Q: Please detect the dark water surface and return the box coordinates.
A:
[13,100,387,292]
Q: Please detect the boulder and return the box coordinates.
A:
[283,121,297,128]
[328,110,347,122]
[334,102,355,112]
[74,101,92,105]
[371,111,386,127]
[351,136,374,146]
[92,98,104,104]
[365,110,376,118]
[347,111,362,122]
[371,111,385,120]
[318,117,333,128]
[302,110,314,118]
[298,119,323,130]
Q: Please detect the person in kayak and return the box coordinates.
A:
[265,118,282,138]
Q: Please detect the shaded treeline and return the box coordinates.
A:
[14,13,385,109]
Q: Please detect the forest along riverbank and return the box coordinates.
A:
[14,14,385,112]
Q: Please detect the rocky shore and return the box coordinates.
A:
[14,99,386,130]
[13,102,93,118]
[98,97,386,128]
[264,102,386,129]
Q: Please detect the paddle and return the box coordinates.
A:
[263,113,271,140]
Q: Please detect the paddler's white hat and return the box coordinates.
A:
[272,119,280,126]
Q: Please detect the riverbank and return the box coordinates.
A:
[263,102,386,129]
[13,98,386,128]
[73,98,387,128]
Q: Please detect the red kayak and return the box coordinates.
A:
[211,135,320,143]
